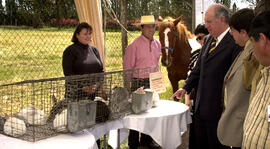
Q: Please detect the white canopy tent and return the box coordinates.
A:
[195,0,214,26]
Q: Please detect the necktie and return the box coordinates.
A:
[208,38,217,53]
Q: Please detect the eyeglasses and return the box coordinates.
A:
[196,35,205,41]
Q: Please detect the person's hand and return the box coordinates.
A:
[82,84,98,94]
[171,88,186,100]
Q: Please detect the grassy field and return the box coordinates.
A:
[0,26,72,83]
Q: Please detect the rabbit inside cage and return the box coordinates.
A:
[0,67,155,142]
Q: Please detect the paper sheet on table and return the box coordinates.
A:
[150,72,166,93]
[188,37,202,52]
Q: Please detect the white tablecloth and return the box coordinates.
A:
[0,100,190,149]
[108,100,192,149]
[0,130,98,149]
[88,119,124,141]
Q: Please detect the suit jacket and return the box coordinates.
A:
[182,32,241,122]
[217,40,253,147]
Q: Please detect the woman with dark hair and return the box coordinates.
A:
[48,22,107,119]
[62,22,104,101]
[194,24,209,46]
[62,22,105,147]
[63,22,103,77]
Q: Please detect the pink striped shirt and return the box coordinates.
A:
[123,35,161,78]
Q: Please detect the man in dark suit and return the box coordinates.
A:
[172,4,241,149]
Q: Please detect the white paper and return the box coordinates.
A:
[188,37,202,52]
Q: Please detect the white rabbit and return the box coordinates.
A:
[53,109,67,132]
[4,117,26,137]
[109,87,131,119]
[18,107,47,125]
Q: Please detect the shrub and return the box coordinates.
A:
[104,19,139,31]
[50,18,79,27]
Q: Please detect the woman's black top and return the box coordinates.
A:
[47,42,108,123]
[62,41,104,102]
[62,41,104,76]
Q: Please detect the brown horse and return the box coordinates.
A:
[158,16,193,96]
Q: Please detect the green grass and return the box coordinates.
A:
[0,26,71,83]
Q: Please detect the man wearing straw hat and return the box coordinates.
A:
[123,15,161,149]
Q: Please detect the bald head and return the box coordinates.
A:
[206,4,230,24]
[204,4,230,38]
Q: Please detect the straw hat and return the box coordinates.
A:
[133,15,160,26]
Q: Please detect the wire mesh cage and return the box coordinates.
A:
[0,77,66,142]
[0,66,157,142]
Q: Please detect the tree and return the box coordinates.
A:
[158,0,171,18]
[111,0,121,19]
[126,0,141,20]
[5,0,19,25]
[214,0,231,8]
[32,0,44,28]
[232,3,237,13]
[141,0,151,15]
[0,0,5,25]
[9,0,77,27]
[173,0,193,30]
[15,0,46,27]
[243,0,257,5]
[16,0,33,26]
[120,0,127,60]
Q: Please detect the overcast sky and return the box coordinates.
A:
[232,0,251,8]
[195,0,254,26]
